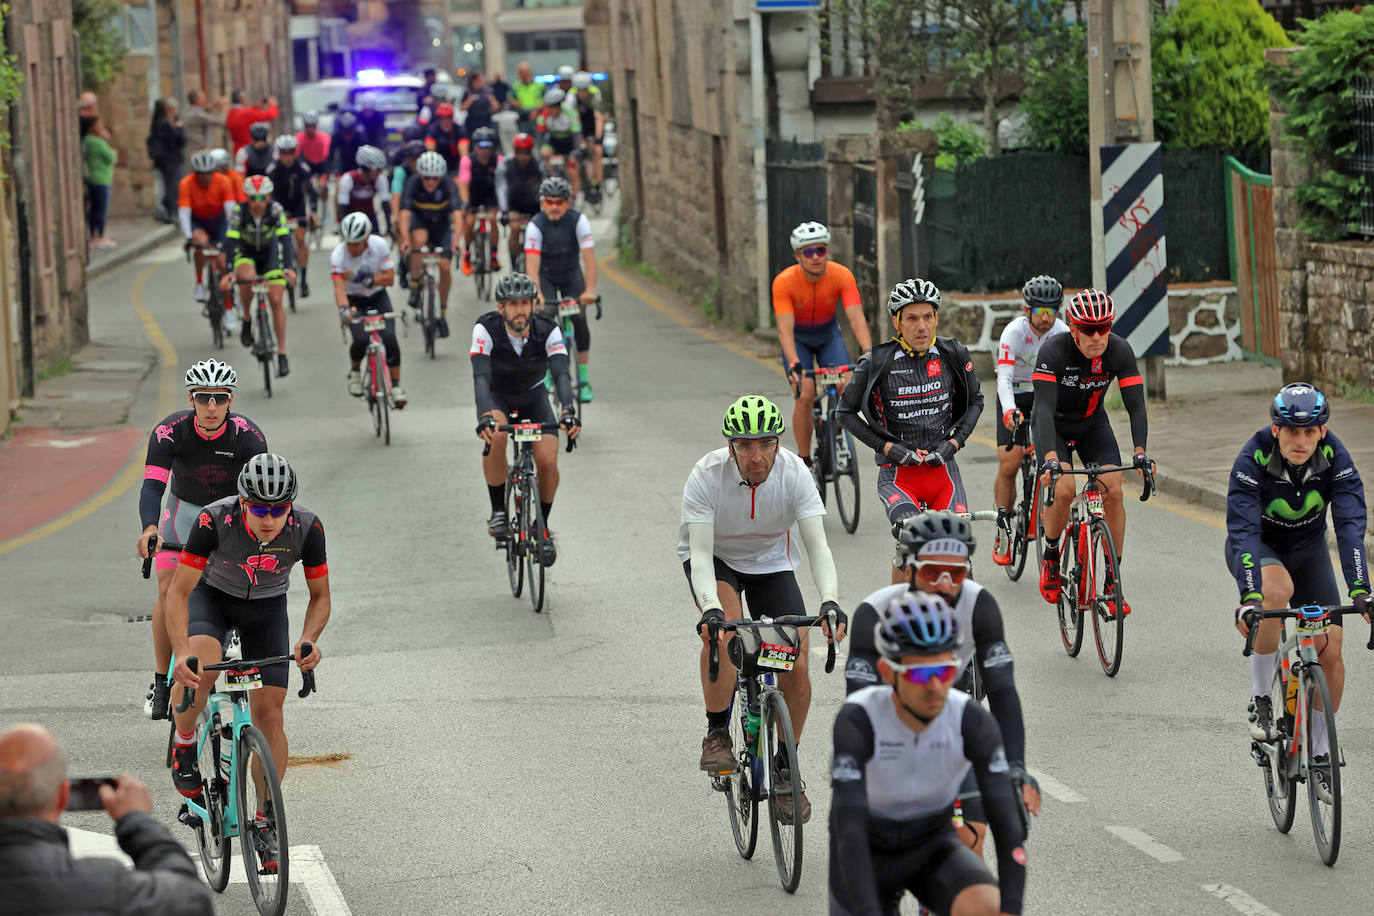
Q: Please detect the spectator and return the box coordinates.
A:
[82,116,118,249]
[78,91,98,123]
[512,61,543,136]
[182,89,227,149]
[225,89,280,155]
[148,99,187,224]
[461,71,497,136]
[0,723,213,915]
[490,71,512,109]
[418,67,438,113]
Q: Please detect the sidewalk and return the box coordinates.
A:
[88,215,180,281]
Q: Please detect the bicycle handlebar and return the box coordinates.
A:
[1043,462,1155,508]
[793,364,853,398]
[174,658,199,713]
[480,421,577,456]
[553,295,602,321]
[1241,605,1374,657]
[176,644,319,709]
[141,534,157,579]
[704,612,839,683]
[1004,415,1027,453]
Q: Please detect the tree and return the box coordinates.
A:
[72,0,126,91]
[0,3,23,159]
[1019,22,1089,152]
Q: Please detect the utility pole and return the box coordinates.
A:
[1087,0,1166,399]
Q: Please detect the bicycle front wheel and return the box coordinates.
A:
[1055,526,1084,657]
[505,472,524,598]
[1304,665,1341,865]
[763,690,804,893]
[725,683,759,860]
[1088,521,1124,677]
[833,427,861,534]
[473,232,489,299]
[194,707,231,891]
[423,282,436,359]
[526,482,547,613]
[1263,654,1297,833]
[1005,468,1034,581]
[235,726,288,916]
[257,310,273,398]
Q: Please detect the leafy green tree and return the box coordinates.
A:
[899,113,984,169]
[0,2,23,158]
[72,0,126,90]
[1019,22,1089,152]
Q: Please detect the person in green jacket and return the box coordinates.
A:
[83,117,118,249]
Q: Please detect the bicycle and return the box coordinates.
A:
[483,417,576,614]
[703,611,838,894]
[797,366,860,534]
[1042,462,1155,677]
[468,207,499,301]
[999,415,1038,582]
[505,214,528,274]
[189,244,227,349]
[173,643,316,916]
[282,221,301,314]
[308,174,329,250]
[550,292,602,422]
[228,278,278,397]
[410,246,445,359]
[346,309,404,445]
[1243,605,1373,865]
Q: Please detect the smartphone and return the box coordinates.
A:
[66,776,116,811]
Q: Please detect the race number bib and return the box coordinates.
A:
[513,422,543,443]
[757,642,798,671]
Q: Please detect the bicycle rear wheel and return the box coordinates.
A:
[235,726,288,916]
[526,482,547,613]
[206,264,225,349]
[1305,666,1341,865]
[832,426,860,534]
[763,690,803,892]
[1263,654,1297,833]
[473,231,489,299]
[505,472,524,597]
[286,282,296,314]
[374,349,390,445]
[194,706,231,892]
[1056,525,1084,657]
[725,682,759,860]
[1089,521,1124,677]
[257,308,273,398]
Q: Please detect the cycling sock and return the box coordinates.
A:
[196,266,204,283]
[801,455,813,468]
[1251,651,1276,697]
[578,364,590,383]
[175,729,196,747]
[487,485,504,512]
[1043,536,1059,559]
[706,709,730,730]
[541,501,553,525]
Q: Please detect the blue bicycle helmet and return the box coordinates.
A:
[874,591,960,660]
[1270,382,1329,427]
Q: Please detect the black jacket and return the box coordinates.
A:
[836,335,985,454]
[149,119,186,168]
[0,812,212,915]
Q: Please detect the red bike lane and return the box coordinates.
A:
[0,427,144,545]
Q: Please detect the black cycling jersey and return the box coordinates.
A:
[469,311,575,416]
[240,144,275,178]
[139,411,268,530]
[1031,332,1147,456]
[496,157,546,215]
[179,494,328,600]
[462,151,500,205]
[223,201,293,269]
[426,123,467,173]
[328,129,366,175]
[266,159,313,220]
[529,208,586,292]
[400,171,458,226]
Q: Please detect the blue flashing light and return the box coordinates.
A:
[356,69,387,84]
[535,73,558,84]
[591,72,609,81]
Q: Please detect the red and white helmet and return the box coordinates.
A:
[1065,289,1114,326]
[243,174,273,199]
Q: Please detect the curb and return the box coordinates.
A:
[87,225,179,282]
[1150,463,1228,515]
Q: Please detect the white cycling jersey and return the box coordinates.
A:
[329,236,393,298]
[995,314,1069,414]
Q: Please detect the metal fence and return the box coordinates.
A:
[852,164,879,312]
[1350,76,1374,237]
[765,138,828,280]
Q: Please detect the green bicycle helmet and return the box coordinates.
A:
[721,395,785,439]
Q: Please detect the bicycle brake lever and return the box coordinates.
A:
[175,658,199,713]
[142,534,157,579]
[1242,619,1259,658]
[298,642,317,698]
[707,620,721,684]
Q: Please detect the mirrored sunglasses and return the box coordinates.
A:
[911,559,971,586]
[542,197,569,206]
[1075,322,1112,337]
[245,503,291,518]
[1029,306,1058,317]
[799,245,828,259]
[192,392,231,405]
[890,660,961,686]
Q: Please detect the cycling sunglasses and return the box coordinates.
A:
[191,392,231,405]
[799,245,828,259]
[244,502,291,518]
[889,660,962,686]
[911,559,972,587]
[1075,321,1113,337]
[246,193,272,202]
[1029,306,1058,317]
[542,197,569,206]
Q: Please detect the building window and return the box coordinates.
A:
[452,0,482,10]
[453,25,485,75]
[502,0,582,9]
[505,29,583,77]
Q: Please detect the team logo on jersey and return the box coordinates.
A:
[926,360,940,378]
[845,657,877,685]
[1092,357,1103,374]
[831,754,863,783]
[965,361,973,371]
[988,746,1009,774]
[198,512,213,530]
[239,554,281,585]
[887,492,902,505]
[954,502,968,513]
[154,424,175,444]
[982,641,1013,668]
[231,417,249,432]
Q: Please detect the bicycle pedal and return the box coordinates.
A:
[1250,742,1266,766]
[177,803,203,828]
[709,776,730,793]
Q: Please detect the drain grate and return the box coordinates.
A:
[126,614,153,623]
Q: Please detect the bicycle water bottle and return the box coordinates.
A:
[1285,672,1299,717]
[745,696,761,747]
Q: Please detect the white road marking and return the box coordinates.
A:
[33,437,98,449]
[1027,769,1084,802]
[1106,825,1184,862]
[1201,884,1283,916]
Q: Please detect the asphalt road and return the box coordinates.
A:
[3,207,1372,916]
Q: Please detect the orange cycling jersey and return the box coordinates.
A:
[178,172,238,220]
[771,262,861,330]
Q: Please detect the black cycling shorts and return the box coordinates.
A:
[488,383,557,427]
[828,821,996,916]
[996,391,1035,449]
[187,581,291,688]
[545,135,576,157]
[232,246,286,285]
[467,187,499,211]
[410,218,453,254]
[681,558,806,620]
[539,275,590,352]
[1049,414,1121,468]
[1224,538,1342,621]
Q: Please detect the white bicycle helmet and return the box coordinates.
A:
[340,211,373,242]
[572,71,593,91]
[190,151,216,173]
[790,220,830,250]
[416,151,447,178]
[874,591,960,661]
[184,357,237,392]
[886,278,942,316]
[543,87,566,107]
[210,148,231,170]
[356,145,387,171]
[237,453,298,506]
[274,133,298,152]
[557,64,575,81]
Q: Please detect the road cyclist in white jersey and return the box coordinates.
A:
[331,211,406,406]
[991,275,1068,564]
[680,395,848,823]
[829,591,1027,916]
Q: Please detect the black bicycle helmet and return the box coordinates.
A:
[1269,382,1329,428]
[471,126,498,147]
[1022,274,1063,308]
[874,591,960,660]
[237,453,298,505]
[495,272,540,302]
[539,176,572,200]
[893,510,977,566]
[402,139,426,159]
[248,122,270,141]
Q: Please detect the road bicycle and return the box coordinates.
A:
[1243,605,1372,866]
[996,415,1038,581]
[703,612,837,893]
[189,245,228,349]
[173,644,316,916]
[282,220,303,314]
[483,418,576,613]
[346,309,406,444]
[466,207,500,301]
[307,174,329,250]
[234,279,278,397]
[549,292,602,422]
[505,213,529,274]
[410,246,445,359]
[1043,462,1155,677]
[797,366,860,534]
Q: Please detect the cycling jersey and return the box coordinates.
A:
[329,130,366,175]
[235,143,275,178]
[295,129,331,168]
[139,411,268,550]
[458,152,502,209]
[330,236,393,297]
[265,159,313,221]
[178,172,238,236]
[995,314,1069,414]
[426,124,467,173]
[470,311,574,415]
[830,687,1026,915]
[178,494,327,600]
[400,172,459,228]
[336,169,390,218]
[526,209,593,293]
[496,157,548,215]
[223,202,293,274]
[535,105,581,140]
[1226,428,1368,600]
[1031,332,1147,459]
[771,262,861,332]
[677,447,824,575]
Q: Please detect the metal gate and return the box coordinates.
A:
[1225,156,1280,362]
[852,164,879,313]
[765,138,827,280]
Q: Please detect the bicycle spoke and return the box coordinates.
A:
[193,706,231,891]
[1262,651,1296,833]
[763,690,804,893]
[725,681,759,860]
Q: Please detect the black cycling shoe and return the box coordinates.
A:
[143,676,171,721]
[251,811,280,874]
[171,745,203,798]
[438,317,450,338]
[300,280,310,298]
[539,529,557,566]
[487,510,509,538]
[276,354,290,378]
[240,324,253,348]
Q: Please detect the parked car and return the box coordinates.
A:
[335,71,454,152]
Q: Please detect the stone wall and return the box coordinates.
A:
[1303,242,1374,390]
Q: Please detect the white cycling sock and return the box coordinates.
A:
[1251,651,1276,697]
[175,729,196,747]
[1311,712,1330,758]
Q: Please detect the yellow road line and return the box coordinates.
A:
[0,262,178,555]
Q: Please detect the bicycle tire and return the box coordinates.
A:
[1056,525,1084,657]
[205,263,224,350]
[811,416,827,507]
[833,427,861,534]
[257,306,273,398]
[1263,651,1297,834]
[423,281,436,359]
[1089,520,1124,677]
[194,706,231,892]
[526,480,547,613]
[763,689,804,893]
[473,231,488,300]
[286,282,296,314]
[1304,665,1341,865]
[1005,466,1034,581]
[235,726,288,916]
[505,470,524,597]
[373,348,390,445]
[725,681,760,860]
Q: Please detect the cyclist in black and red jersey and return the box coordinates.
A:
[135,358,267,721]
[1031,288,1152,615]
[425,103,468,176]
[336,145,390,236]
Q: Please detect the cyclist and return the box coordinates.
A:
[1032,289,1151,615]
[829,591,1027,916]
[425,103,468,175]
[328,111,366,178]
[136,358,267,720]
[1229,384,1369,776]
[681,395,847,824]
[266,134,314,299]
[570,72,605,202]
[234,122,275,178]
[210,147,244,208]
[534,88,582,200]
[166,453,330,873]
[178,151,238,311]
[457,127,504,277]
[524,176,598,401]
[336,144,390,235]
[220,175,295,377]
[398,149,462,338]
[496,132,547,269]
[991,274,1068,564]
[472,272,581,564]
[296,111,332,230]
[332,210,406,407]
[837,279,983,584]
[773,220,872,464]
[388,139,427,239]
[843,510,1041,861]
